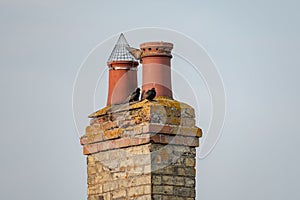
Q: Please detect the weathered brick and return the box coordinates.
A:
[87,175,95,185]
[102,129,123,140]
[83,143,98,155]
[127,165,143,176]
[185,177,195,187]
[181,118,195,126]
[86,125,95,135]
[173,176,185,186]
[90,115,109,125]
[150,105,167,115]
[161,176,185,186]
[161,175,173,184]
[80,136,87,145]
[144,165,151,174]
[152,165,174,175]
[150,134,199,147]
[174,187,195,197]
[144,185,151,194]
[152,175,161,185]
[152,195,162,200]
[162,196,184,200]
[87,165,97,175]
[127,175,151,187]
[135,195,152,200]
[94,175,103,184]
[150,114,167,124]
[181,107,195,118]
[124,144,151,154]
[112,172,126,180]
[128,185,146,197]
[185,167,196,177]
[87,155,95,165]
[119,158,134,170]
[111,189,126,199]
[132,154,151,166]
[168,107,181,117]
[118,179,128,189]
[103,181,118,192]
[166,116,181,125]
[185,157,195,167]
[169,126,202,138]
[88,187,96,195]
[144,123,170,134]
[95,184,103,194]
[152,185,173,195]
[176,167,186,176]
[103,192,112,200]
[83,98,200,200]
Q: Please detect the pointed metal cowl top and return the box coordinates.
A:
[107,33,138,65]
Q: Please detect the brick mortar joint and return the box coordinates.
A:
[81,132,200,147]
[82,137,199,155]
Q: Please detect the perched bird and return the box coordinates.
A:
[126,47,142,60]
[142,88,156,101]
[128,88,141,102]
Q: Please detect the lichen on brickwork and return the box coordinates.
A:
[86,143,197,199]
[82,97,201,200]
[88,96,193,118]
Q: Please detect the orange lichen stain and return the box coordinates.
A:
[89,105,111,118]
[89,97,192,119]
[196,128,203,137]
[119,166,125,172]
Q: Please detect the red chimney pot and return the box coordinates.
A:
[106,34,139,105]
[140,42,174,99]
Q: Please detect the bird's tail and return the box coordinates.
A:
[141,90,145,100]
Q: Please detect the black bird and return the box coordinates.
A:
[128,88,140,102]
[142,88,156,101]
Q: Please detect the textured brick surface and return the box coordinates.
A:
[81,98,201,200]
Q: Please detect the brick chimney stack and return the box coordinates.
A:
[140,42,174,99]
[106,34,139,105]
[80,36,202,200]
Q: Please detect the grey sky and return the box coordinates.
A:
[0,0,299,200]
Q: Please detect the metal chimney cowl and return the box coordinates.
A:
[106,34,139,106]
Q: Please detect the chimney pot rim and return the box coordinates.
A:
[107,60,139,67]
[140,41,173,48]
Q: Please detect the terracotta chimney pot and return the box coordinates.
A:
[106,34,139,105]
[140,42,173,99]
